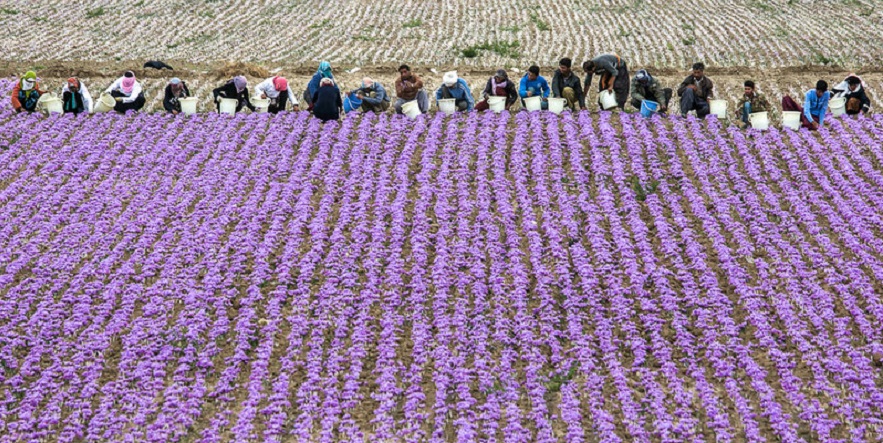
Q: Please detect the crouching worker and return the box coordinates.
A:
[163,78,191,114]
[106,71,146,112]
[735,80,771,126]
[351,77,390,113]
[782,80,830,130]
[256,75,298,113]
[519,65,550,109]
[304,61,333,109]
[213,76,255,113]
[677,62,714,118]
[630,70,671,113]
[552,58,586,111]
[62,77,93,114]
[436,71,474,112]
[394,65,430,114]
[313,78,342,122]
[833,75,870,116]
[475,70,518,112]
[11,71,45,113]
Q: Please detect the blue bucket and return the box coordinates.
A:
[640,100,659,118]
[343,93,362,113]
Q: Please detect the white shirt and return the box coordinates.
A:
[105,77,143,103]
[61,83,93,113]
[255,78,298,106]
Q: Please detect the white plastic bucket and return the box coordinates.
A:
[524,95,542,112]
[438,99,456,114]
[748,111,769,131]
[94,93,116,113]
[402,100,421,119]
[829,97,846,117]
[487,96,505,113]
[782,111,801,130]
[548,97,567,114]
[599,90,618,110]
[252,97,270,113]
[179,97,198,115]
[38,93,63,114]
[709,99,727,119]
[219,98,238,114]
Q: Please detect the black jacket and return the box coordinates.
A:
[312,85,342,121]
[481,77,518,105]
[62,91,87,114]
[551,70,586,108]
[839,87,871,113]
[212,81,254,112]
[163,83,191,112]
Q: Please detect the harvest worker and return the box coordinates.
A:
[475,69,518,112]
[312,78,342,122]
[519,65,550,109]
[163,78,191,114]
[394,65,429,114]
[11,71,45,113]
[304,61,333,109]
[677,62,714,118]
[735,80,771,126]
[629,70,671,113]
[106,71,146,113]
[832,74,870,115]
[551,58,586,111]
[782,80,830,130]
[350,77,390,113]
[61,77,93,114]
[255,75,299,113]
[212,75,256,113]
[435,71,474,112]
[582,53,629,109]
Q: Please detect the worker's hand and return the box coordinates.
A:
[172,110,179,115]
[812,121,819,130]
[526,91,533,97]
[115,97,123,102]
[15,107,22,113]
[659,106,667,112]
[293,105,300,111]
[261,94,267,99]
[580,106,587,111]
[607,86,614,93]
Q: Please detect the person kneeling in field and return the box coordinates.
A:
[475,70,518,112]
[519,65,550,109]
[62,77,93,114]
[12,71,45,113]
[736,80,771,126]
[677,62,714,118]
[163,78,191,114]
[630,70,671,113]
[394,65,429,114]
[304,61,333,110]
[833,75,870,116]
[351,77,390,113]
[782,80,830,130]
[552,58,586,111]
[436,71,474,112]
[583,53,629,110]
[256,75,299,113]
[106,71,146,113]
[213,76,255,113]
[312,78,342,122]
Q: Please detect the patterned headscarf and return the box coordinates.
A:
[67,77,80,91]
[21,71,36,91]
[170,77,184,95]
[317,61,333,79]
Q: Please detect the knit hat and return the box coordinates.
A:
[273,76,288,91]
[443,71,458,87]
[233,75,247,92]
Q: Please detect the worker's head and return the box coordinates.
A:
[67,77,80,92]
[362,77,374,89]
[581,61,595,74]
[847,76,861,91]
[398,65,411,78]
[443,71,458,87]
[691,63,705,79]
[815,80,828,97]
[318,61,332,78]
[527,65,540,81]
[744,80,755,96]
[273,76,289,92]
[320,77,334,87]
[494,69,508,84]
[634,70,650,85]
[559,58,572,76]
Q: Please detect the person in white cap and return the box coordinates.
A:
[435,71,474,112]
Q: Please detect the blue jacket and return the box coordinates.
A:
[803,89,830,125]
[307,72,333,98]
[435,78,475,111]
[519,74,550,98]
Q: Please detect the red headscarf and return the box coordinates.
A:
[67,77,80,91]
[273,76,288,92]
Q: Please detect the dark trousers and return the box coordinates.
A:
[679,88,709,117]
[110,91,146,112]
[782,96,819,130]
[598,62,630,109]
[440,86,468,111]
[268,93,289,114]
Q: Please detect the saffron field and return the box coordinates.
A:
[2,75,883,441]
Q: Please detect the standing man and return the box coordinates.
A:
[677,62,714,118]
[629,69,671,113]
[519,65,550,109]
[351,77,390,113]
[551,58,586,111]
[582,53,630,109]
[735,80,771,126]
[435,71,474,112]
[782,80,830,130]
[394,65,430,114]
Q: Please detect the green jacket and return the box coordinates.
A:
[630,77,666,104]
[736,92,771,114]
